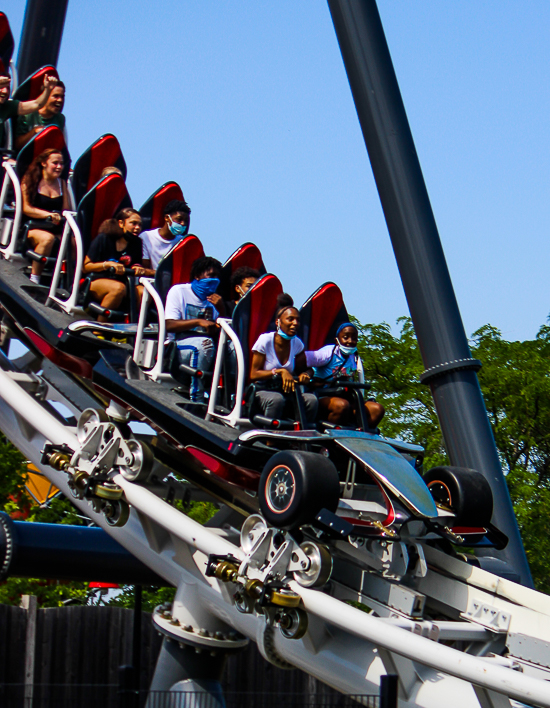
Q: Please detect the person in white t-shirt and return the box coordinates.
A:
[250,293,318,423]
[141,199,191,271]
[165,256,224,401]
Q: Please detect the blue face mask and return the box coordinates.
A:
[191,277,220,300]
[277,328,295,341]
[168,217,188,237]
[339,344,357,355]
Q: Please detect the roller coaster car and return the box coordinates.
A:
[87,275,500,553]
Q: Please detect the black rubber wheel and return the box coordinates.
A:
[258,451,340,530]
[423,466,493,527]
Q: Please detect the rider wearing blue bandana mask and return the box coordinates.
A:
[165,256,226,401]
[305,323,385,428]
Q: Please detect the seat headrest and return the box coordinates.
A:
[13,65,59,102]
[139,181,184,232]
[219,242,266,302]
[299,282,349,351]
[232,274,283,380]
[72,134,127,207]
[0,13,14,70]
[16,125,70,181]
[76,173,132,249]
[154,234,205,305]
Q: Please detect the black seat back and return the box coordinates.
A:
[154,234,205,306]
[232,274,283,383]
[76,173,132,254]
[139,181,184,233]
[16,124,70,182]
[299,282,349,352]
[219,242,266,302]
[72,134,126,206]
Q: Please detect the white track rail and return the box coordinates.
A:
[0,355,549,707]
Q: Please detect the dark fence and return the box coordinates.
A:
[0,685,381,708]
[0,603,395,708]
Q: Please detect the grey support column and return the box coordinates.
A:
[327,0,532,586]
[17,0,69,82]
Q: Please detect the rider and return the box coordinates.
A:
[21,148,71,285]
[250,293,317,424]
[140,199,190,272]
[0,73,58,149]
[83,208,152,322]
[305,322,385,428]
[165,256,225,401]
[225,266,260,316]
[15,80,66,151]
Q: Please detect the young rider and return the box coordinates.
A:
[21,148,71,284]
[250,293,318,423]
[225,266,260,316]
[83,208,152,322]
[165,256,225,401]
[305,322,385,428]
[140,199,190,272]
[15,81,66,151]
[0,73,58,149]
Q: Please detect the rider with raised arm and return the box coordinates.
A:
[15,80,66,151]
[165,256,225,402]
[305,322,385,428]
[250,293,318,423]
[0,73,58,149]
[140,199,190,272]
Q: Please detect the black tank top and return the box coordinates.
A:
[33,179,63,212]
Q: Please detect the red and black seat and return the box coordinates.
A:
[0,13,14,76]
[16,124,70,181]
[298,282,349,351]
[11,126,70,262]
[154,234,205,306]
[77,173,132,319]
[139,181,184,233]
[12,65,59,102]
[231,274,308,428]
[71,134,127,207]
[219,242,266,302]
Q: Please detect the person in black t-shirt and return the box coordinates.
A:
[83,208,154,322]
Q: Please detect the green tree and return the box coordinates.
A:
[359,316,550,591]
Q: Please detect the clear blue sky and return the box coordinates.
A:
[4,1,550,341]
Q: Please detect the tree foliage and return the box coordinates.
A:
[359,317,550,591]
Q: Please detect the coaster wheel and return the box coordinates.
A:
[259,451,340,530]
[423,466,493,527]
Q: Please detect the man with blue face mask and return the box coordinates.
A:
[165,256,224,401]
[141,199,191,272]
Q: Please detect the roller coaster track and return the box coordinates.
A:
[1,338,550,708]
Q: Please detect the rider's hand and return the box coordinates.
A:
[110,263,125,275]
[280,369,295,393]
[50,212,61,225]
[198,319,219,336]
[131,265,145,276]
[43,75,58,91]
[207,293,223,308]
[298,372,312,385]
[34,126,45,135]
[0,76,10,88]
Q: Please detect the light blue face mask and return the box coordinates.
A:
[277,328,295,341]
[168,217,188,237]
[339,344,357,355]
